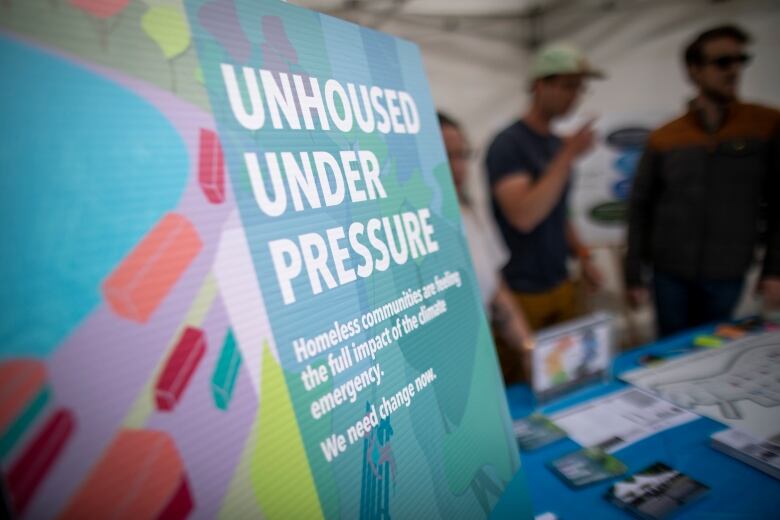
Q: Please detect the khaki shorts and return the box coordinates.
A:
[492,279,581,385]
[512,279,580,331]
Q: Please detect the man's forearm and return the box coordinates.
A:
[502,150,574,232]
[565,220,588,259]
[491,283,534,381]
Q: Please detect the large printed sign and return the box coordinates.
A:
[0,1,528,518]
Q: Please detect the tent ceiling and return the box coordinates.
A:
[300,0,543,18]
[297,0,733,18]
[295,0,742,48]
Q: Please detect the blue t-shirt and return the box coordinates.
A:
[486,120,570,293]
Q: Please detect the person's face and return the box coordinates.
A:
[535,74,587,118]
[689,37,749,102]
[441,124,469,194]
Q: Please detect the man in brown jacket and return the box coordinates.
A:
[625,24,780,337]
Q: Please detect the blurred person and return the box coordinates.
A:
[625,25,780,337]
[439,112,534,384]
[486,44,604,332]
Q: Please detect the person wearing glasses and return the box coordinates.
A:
[486,44,604,332]
[438,112,534,384]
[625,24,780,337]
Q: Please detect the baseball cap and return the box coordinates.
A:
[529,43,605,80]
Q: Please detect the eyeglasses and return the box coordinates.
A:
[704,53,752,70]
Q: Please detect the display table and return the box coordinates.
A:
[491,327,780,519]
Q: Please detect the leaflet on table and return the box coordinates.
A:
[605,462,709,520]
[550,388,698,453]
[711,428,780,480]
[620,332,780,441]
[549,447,627,488]
[513,414,568,451]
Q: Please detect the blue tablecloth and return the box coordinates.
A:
[491,327,780,519]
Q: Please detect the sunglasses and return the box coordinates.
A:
[704,53,752,70]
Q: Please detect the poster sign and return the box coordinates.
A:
[0,1,528,518]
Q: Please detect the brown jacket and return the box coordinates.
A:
[625,101,780,286]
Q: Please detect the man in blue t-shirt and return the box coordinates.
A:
[486,44,604,330]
